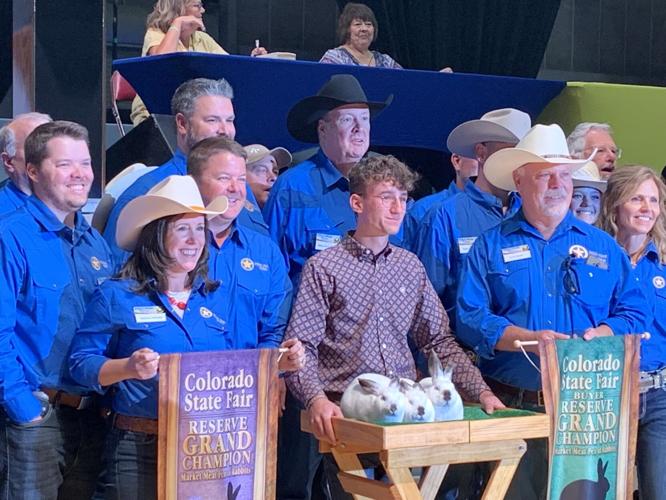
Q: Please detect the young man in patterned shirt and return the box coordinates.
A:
[284,155,504,492]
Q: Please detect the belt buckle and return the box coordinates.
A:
[639,372,656,393]
[76,396,93,411]
[537,390,545,407]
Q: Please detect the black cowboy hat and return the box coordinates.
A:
[287,74,393,143]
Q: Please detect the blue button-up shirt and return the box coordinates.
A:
[632,242,666,372]
[0,180,29,216]
[457,210,647,390]
[208,222,292,350]
[416,181,521,319]
[69,278,231,419]
[401,182,459,250]
[103,150,267,265]
[262,149,357,288]
[0,196,113,423]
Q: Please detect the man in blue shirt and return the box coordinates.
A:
[188,136,292,352]
[413,108,531,323]
[262,74,392,499]
[263,74,392,289]
[0,112,52,215]
[457,124,646,499]
[103,77,267,265]
[401,153,477,248]
[0,121,114,499]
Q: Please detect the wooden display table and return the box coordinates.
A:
[301,407,550,500]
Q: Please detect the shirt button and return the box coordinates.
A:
[547,266,552,271]
[382,343,387,348]
[547,320,552,325]
[588,272,593,277]
[388,370,393,375]
[379,317,384,322]
[547,292,552,297]
[79,278,85,284]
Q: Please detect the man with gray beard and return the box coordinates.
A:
[456,124,646,500]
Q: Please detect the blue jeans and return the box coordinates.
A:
[637,387,666,500]
[95,426,157,500]
[0,405,106,500]
[277,390,327,499]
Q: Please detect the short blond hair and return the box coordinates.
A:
[146,0,190,33]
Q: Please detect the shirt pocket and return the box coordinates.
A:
[571,263,614,308]
[486,260,531,310]
[119,317,173,355]
[304,214,345,254]
[31,272,70,325]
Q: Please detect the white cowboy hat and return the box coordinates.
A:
[446,108,532,158]
[484,124,596,192]
[572,161,607,193]
[243,144,292,170]
[116,175,228,251]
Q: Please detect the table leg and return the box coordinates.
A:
[481,457,522,500]
[384,466,423,499]
[418,464,449,500]
[331,449,373,500]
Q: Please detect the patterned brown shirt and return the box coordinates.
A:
[285,235,490,407]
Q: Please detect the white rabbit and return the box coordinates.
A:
[399,378,435,423]
[419,351,464,421]
[340,373,406,424]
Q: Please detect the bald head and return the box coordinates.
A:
[0,113,52,194]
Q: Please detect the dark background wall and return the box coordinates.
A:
[539,0,666,86]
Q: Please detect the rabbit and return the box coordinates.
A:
[340,373,406,424]
[419,351,464,421]
[227,482,240,500]
[399,378,435,423]
[559,458,609,500]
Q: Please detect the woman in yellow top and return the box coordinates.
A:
[131,0,266,124]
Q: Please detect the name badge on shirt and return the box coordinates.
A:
[501,244,531,263]
[133,306,167,323]
[586,251,608,270]
[457,237,477,255]
[314,233,341,251]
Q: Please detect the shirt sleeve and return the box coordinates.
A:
[283,259,331,407]
[0,231,42,423]
[262,183,291,272]
[602,251,649,335]
[69,287,118,395]
[415,205,454,300]
[409,261,490,401]
[257,246,293,348]
[456,237,512,357]
[319,49,343,64]
[142,28,166,56]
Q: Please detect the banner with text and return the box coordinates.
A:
[540,335,639,500]
[158,349,280,500]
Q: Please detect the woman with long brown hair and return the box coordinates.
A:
[600,165,666,499]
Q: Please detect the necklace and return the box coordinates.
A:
[345,45,374,66]
[166,290,190,311]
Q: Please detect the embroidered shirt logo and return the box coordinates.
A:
[240,258,255,271]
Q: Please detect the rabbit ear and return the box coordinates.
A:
[358,378,383,396]
[598,459,608,477]
[399,379,414,392]
[428,351,444,378]
[227,483,233,498]
[442,364,454,381]
[233,484,241,498]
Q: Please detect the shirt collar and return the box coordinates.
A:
[172,149,187,174]
[342,233,392,263]
[316,149,348,190]
[644,240,662,266]
[24,195,91,238]
[464,180,504,210]
[502,209,589,239]
[208,220,245,250]
[5,180,29,200]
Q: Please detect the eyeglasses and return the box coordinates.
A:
[586,146,622,159]
[372,194,409,208]
[563,256,580,295]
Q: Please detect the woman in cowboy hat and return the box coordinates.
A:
[69,175,304,498]
[599,166,666,500]
[570,161,607,225]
